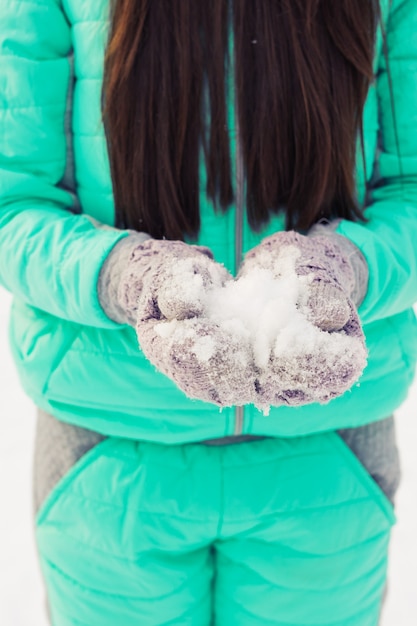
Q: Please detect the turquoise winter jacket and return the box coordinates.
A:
[0,0,417,443]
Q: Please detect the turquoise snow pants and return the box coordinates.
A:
[35,428,396,626]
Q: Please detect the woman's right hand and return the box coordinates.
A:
[99,236,258,406]
[132,240,258,407]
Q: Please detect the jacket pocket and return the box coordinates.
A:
[34,408,107,526]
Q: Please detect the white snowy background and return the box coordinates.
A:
[0,286,415,625]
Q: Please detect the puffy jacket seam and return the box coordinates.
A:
[220,551,386,593]
[8,0,56,6]
[233,594,383,626]
[0,103,65,111]
[6,158,66,166]
[59,490,378,518]
[234,529,388,558]
[41,556,172,601]
[48,398,218,417]
[381,57,417,64]
[64,348,141,357]
[49,531,195,566]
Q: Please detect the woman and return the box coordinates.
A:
[0,0,415,624]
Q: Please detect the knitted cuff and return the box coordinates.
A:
[97,232,151,325]
[308,220,369,307]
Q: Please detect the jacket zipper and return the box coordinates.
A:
[233,62,245,436]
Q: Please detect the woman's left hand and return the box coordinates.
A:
[237,231,368,409]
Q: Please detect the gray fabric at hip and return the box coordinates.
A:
[32,409,401,518]
[337,416,401,506]
[33,409,105,517]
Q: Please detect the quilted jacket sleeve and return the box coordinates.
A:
[336,0,417,325]
[0,0,130,328]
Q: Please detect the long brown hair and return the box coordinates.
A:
[102,0,384,240]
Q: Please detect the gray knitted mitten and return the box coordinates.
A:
[134,241,260,406]
[137,315,258,406]
[98,235,227,326]
[237,230,368,408]
[98,236,257,406]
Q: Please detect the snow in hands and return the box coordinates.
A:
[144,246,368,412]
